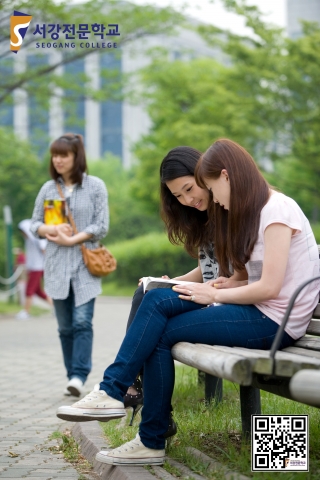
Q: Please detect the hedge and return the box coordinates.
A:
[103,232,197,285]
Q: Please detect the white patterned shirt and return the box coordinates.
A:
[30,174,109,307]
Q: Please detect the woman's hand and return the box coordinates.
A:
[207,277,248,289]
[138,275,170,286]
[46,228,75,246]
[172,282,217,305]
[55,223,73,237]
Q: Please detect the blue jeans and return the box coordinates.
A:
[100,289,294,449]
[54,284,95,383]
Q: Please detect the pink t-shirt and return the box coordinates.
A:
[246,191,320,340]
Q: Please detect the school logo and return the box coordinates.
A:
[10,10,33,54]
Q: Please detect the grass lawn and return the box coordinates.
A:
[101,365,320,479]
[101,280,137,297]
[0,299,48,316]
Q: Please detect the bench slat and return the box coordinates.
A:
[240,347,320,376]
[172,342,252,385]
[313,304,320,320]
[283,346,320,359]
[293,336,320,351]
[290,370,320,407]
[306,319,320,334]
[193,344,320,377]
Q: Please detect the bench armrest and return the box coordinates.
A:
[269,275,320,372]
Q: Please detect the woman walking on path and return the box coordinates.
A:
[31,133,109,397]
[57,138,319,466]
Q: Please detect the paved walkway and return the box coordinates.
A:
[0,296,132,480]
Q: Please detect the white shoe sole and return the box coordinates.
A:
[66,385,82,397]
[95,451,165,465]
[56,406,126,422]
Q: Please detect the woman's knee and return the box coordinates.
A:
[73,319,93,333]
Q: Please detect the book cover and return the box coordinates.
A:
[142,276,197,293]
[44,199,68,225]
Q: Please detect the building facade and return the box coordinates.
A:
[287,0,320,38]
[1,15,220,166]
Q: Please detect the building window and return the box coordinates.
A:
[63,57,85,138]
[100,52,122,160]
[0,59,14,128]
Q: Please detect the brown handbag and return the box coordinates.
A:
[56,183,117,277]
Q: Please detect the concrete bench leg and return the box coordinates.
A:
[240,386,261,439]
[205,374,223,403]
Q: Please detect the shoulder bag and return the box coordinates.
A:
[56,182,117,277]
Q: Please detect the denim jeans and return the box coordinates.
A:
[54,284,95,383]
[126,284,144,332]
[100,288,294,449]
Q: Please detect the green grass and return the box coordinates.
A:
[48,430,93,476]
[0,299,48,316]
[101,366,320,479]
[101,280,137,297]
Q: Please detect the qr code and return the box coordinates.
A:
[252,415,308,471]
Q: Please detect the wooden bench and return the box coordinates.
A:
[172,257,320,438]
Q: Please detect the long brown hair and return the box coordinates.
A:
[49,133,88,185]
[195,139,270,275]
[160,146,213,258]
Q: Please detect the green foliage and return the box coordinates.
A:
[104,232,197,285]
[0,219,6,277]
[201,1,320,219]
[131,54,270,213]
[0,128,48,224]
[88,156,163,243]
[311,224,320,243]
[131,0,320,219]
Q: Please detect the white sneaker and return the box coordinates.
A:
[15,310,30,321]
[66,377,84,397]
[56,384,126,422]
[96,433,165,465]
[63,388,71,396]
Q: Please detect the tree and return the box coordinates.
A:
[130,52,278,213]
[131,0,320,219]
[0,128,48,225]
[88,156,163,244]
[199,0,320,218]
[0,127,49,275]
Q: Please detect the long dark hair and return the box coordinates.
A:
[49,133,88,185]
[160,146,212,258]
[195,139,270,275]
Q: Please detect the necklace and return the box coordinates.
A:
[65,185,74,193]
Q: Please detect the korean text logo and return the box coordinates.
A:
[10,10,33,54]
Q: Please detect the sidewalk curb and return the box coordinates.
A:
[72,421,156,480]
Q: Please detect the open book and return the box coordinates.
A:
[142,276,197,293]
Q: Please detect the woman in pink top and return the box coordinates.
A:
[56,139,319,466]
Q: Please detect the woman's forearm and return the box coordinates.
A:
[71,231,93,245]
[37,224,57,237]
[214,278,279,305]
[173,266,203,283]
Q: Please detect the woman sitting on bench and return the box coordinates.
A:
[123,145,223,432]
